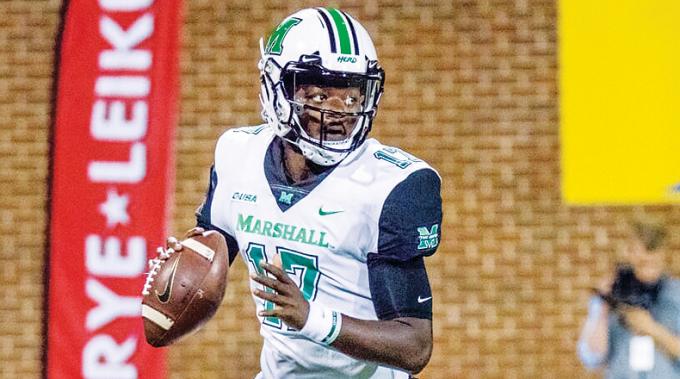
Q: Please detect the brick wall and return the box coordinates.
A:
[1,0,679,378]
[1,0,61,378]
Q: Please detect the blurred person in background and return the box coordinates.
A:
[578,218,680,378]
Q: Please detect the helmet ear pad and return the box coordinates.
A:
[259,58,298,138]
[273,83,292,125]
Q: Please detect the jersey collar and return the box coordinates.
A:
[264,137,338,212]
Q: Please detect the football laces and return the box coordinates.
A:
[141,246,176,296]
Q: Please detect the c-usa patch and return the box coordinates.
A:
[231,192,258,204]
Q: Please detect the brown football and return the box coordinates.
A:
[141,230,229,347]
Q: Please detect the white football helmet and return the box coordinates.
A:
[258,8,385,166]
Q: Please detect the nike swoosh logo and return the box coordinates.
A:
[319,207,344,216]
[156,257,180,304]
[417,296,432,303]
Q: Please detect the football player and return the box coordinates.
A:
[190,8,442,378]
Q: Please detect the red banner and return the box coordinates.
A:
[47,1,182,377]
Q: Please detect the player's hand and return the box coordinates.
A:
[251,261,310,330]
[182,226,205,240]
[151,227,205,264]
[161,227,205,254]
[619,306,658,336]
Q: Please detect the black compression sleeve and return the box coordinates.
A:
[367,253,433,320]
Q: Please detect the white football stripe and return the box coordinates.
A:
[142,304,174,330]
[181,239,215,262]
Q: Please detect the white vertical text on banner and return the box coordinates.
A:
[47,0,182,377]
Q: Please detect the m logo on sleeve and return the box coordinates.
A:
[417,224,439,250]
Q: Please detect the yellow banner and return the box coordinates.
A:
[560,0,680,204]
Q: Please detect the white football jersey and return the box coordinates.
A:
[204,125,439,379]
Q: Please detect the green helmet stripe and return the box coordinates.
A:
[326,8,352,55]
[341,10,360,55]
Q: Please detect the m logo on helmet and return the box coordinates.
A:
[265,17,301,55]
[337,56,357,63]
